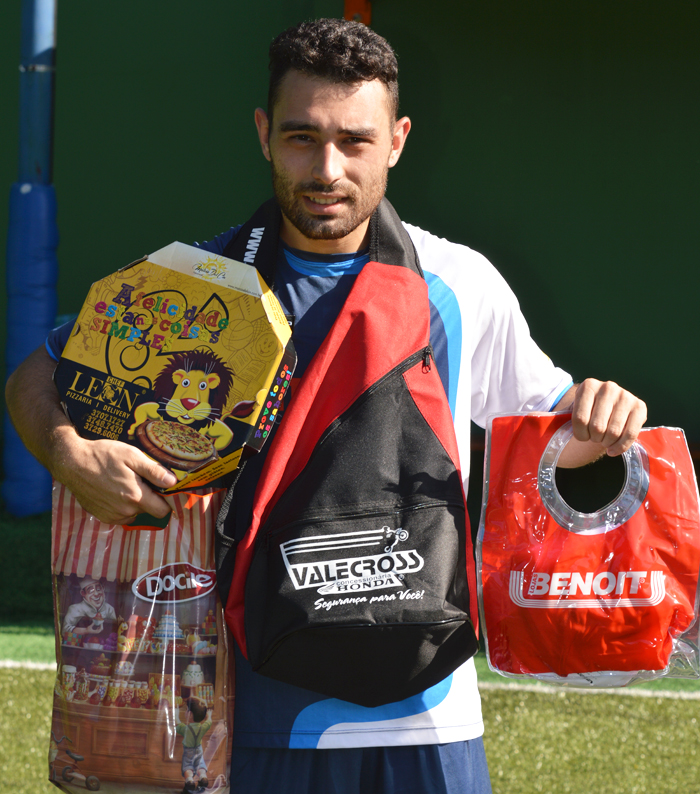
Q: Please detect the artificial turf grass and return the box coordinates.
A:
[0,624,56,664]
[481,687,700,794]
[6,667,700,794]
[2,667,55,794]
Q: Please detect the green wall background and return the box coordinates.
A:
[2,1,698,456]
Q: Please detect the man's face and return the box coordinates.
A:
[82,582,105,611]
[255,71,411,253]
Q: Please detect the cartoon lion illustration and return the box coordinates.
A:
[127,350,256,454]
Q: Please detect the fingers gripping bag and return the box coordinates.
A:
[477,412,700,687]
[49,485,233,793]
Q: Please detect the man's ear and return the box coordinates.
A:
[255,108,272,162]
[388,116,411,168]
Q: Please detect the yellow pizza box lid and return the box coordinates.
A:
[54,242,296,493]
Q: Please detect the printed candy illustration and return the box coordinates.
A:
[51,488,232,792]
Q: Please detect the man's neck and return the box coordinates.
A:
[279,215,370,255]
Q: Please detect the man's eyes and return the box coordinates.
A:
[285,134,370,146]
[284,133,317,144]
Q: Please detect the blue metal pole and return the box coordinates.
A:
[3,0,59,515]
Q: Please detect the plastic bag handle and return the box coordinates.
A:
[537,421,650,535]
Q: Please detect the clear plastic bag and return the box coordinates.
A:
[49,484,233,792]
[477,412,700,687]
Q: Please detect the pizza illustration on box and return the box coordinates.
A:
[128,350,256,476]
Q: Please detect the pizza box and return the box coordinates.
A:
[54,241,296,493]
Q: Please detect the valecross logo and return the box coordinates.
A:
[132,563,217,603]
[281,526,423,595]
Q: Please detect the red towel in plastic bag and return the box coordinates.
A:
[478,413,700,686]
[49,484,233,792]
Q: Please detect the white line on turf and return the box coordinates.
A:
[2,660,699,699]
[479,680,700,700]
[0,660,56,670]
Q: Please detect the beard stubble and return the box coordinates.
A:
[270,158,389,241]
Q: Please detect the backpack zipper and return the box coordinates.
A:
[258,343,440,550]
[263,498,464,551]
[316,344,433,448]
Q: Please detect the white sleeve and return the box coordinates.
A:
[405,223,572,430]
[468,267,572,427]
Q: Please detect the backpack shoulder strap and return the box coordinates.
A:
[221,199,281,289]
[368,198,424,279]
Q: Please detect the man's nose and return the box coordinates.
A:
[312,143,344,185]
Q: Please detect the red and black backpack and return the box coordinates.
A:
[216,199,478,707]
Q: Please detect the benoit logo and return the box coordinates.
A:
[509,570,666,609]
[281,526,424,595]
[132,562,216,603]
[528,571,648,596]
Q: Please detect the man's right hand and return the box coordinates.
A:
[5,345,176,525]
[55,432,176,525]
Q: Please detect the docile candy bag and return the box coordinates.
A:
[477,412,700,687]
[49,484,233,793]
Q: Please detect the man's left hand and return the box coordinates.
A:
[555,379,647,465]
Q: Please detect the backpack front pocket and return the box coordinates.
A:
[242,350,478,706]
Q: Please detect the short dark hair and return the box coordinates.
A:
[187,697,207,722]
[268,19,399,121]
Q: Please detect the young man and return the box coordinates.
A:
[6,18,646,794]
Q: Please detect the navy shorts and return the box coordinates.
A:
[231,738,491,794]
